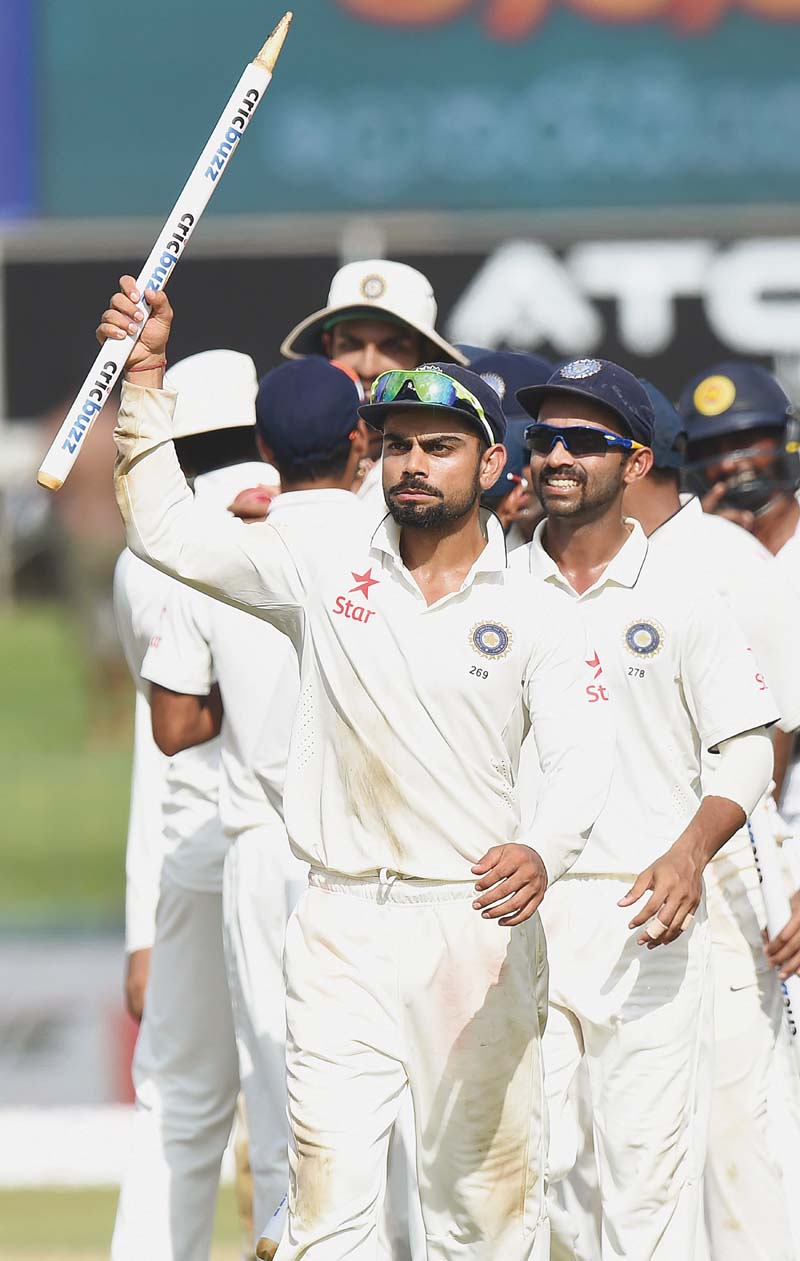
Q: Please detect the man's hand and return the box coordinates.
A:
[700,482,755,532]
[96,275,173,376]
[228,485,279,523]
[765,890,800,979]
[619,841,703,948]
[471,844,548,926]
[125,947,151,1022]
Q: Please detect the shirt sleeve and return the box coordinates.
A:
[521,592,615,885]
[722,548,800,734]
[114,381,306,635]
[680,588,780,753]
[141,584,215,697]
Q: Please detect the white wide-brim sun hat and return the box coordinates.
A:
[280,259,468,367]
[165,349,258,439]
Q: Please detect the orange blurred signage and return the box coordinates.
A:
[339,0,800,38]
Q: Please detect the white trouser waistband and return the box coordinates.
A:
[308,867,476,905]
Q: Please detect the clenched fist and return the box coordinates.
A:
[96,275,173,383]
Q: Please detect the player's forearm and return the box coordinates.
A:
[150,683,223,756]
[114,380,197,573]
[772,727,794,803]
[524,747,613,885]
[680,728,774,865]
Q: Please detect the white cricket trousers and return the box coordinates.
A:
[541,875,713,1261]
[277,869,550,1261]
[703,834,796,1260]
[111,875,240,1261]
[222,826,308,1246]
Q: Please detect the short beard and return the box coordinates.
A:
[536,463,625,520]
[386,469,481,529]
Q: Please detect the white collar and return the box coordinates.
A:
[370,508,509,578]
[527,517,648,595]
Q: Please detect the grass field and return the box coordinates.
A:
[0,603,132,926]
[0,1185,241,1260]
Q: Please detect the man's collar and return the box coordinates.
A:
[268,488,359,516]
[527,517,648,593]
[371,508,508,575]
[648,494,700,547]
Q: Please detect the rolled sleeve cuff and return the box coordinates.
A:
[115,381,179,454]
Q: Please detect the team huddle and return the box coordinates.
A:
[98,258,800,1261]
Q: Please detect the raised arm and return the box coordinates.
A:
[101,278,304,623]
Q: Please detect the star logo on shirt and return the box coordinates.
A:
[349,568,380,601]
[586,651,603,679]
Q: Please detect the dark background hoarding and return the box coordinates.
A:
[9,242,781,421]
[37,0,800,218]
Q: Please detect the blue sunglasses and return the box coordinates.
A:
[524,423,645,457]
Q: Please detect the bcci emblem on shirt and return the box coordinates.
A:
[470,621,512,659]
[624,619,664,658]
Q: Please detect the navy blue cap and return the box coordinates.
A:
[359,362,507,445]
[516,357,655,448]
[458,348,553,422]
[640,380,687,470]
[255,356,360,464]
[677,361,793,446]
[483,420,530,503]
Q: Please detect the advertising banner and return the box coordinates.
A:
[40,0,800,216]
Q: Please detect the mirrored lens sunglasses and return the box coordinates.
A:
[524,423,645,457]
[371,370,492,438]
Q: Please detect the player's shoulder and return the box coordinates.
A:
[638,539,724,624]
[695,510,772,565]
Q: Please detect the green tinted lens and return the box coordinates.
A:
[371,370,459,408]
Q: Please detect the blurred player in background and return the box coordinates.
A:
[624,381,800,1261]
[679,364,800,842]
[111,349,265,1261]
[515,358,778,1260]
[113,533,171,1021]
[281,259,466,512]
[461,349,552,549]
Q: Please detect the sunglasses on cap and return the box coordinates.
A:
[371,369,494,445]
[524,423,645,458]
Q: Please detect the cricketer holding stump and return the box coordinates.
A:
[101,277,613,1259]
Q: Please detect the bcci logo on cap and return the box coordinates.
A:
[559,358,602,380]
[360,273,386,301]
[624,619,664,659]
[480,372,506,400]
[470,621,512,659]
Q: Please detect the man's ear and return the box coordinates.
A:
[623,445,654,487]
[351,419,372,459]
[480,443,508,493]
[321,331,333,358]
[256,433,277,467]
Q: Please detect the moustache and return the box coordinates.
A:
[537,465,587,488]
[387,479,444,499]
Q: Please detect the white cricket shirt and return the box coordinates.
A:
[649,497,800,734]
[113,549,171,952]
[516,519,778,877]
[142,466,298,849]
[115,382,614,884]
[646,495,800,883]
